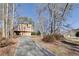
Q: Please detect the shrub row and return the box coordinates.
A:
[42,34,65,42]
[31,31,41,35]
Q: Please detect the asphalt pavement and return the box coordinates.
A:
[15,36,55,56]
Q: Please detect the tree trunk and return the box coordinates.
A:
[2,3,6,38]
[10,4,15,38]
[5,3,8,38]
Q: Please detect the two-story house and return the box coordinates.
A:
[14,22,33,36]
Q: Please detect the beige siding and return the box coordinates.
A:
[17,23,33,36]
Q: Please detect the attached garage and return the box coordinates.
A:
[14,23,33,36]
[20,31,31,36]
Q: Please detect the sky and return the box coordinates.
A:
[16,3,38,22]
[0,3,79,30]
[16,3,79,29]
[65,4,79,29]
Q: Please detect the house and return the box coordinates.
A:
[64,29,79,38]
[14,22,33,36]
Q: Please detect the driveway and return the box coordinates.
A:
[15,36,55,56]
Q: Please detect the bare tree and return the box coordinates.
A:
[2,3,8,38]
[37,4,48,35]
[37,3,73,35]
[9,3,15,38]
[1,3,15,39]
[2,3,5,38]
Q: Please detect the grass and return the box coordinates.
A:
[65,37,79,45]
[31,35,79,56]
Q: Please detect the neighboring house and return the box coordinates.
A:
[64,29,79,38]
[14,22,33,36]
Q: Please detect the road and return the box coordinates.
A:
[15,36,55,56]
